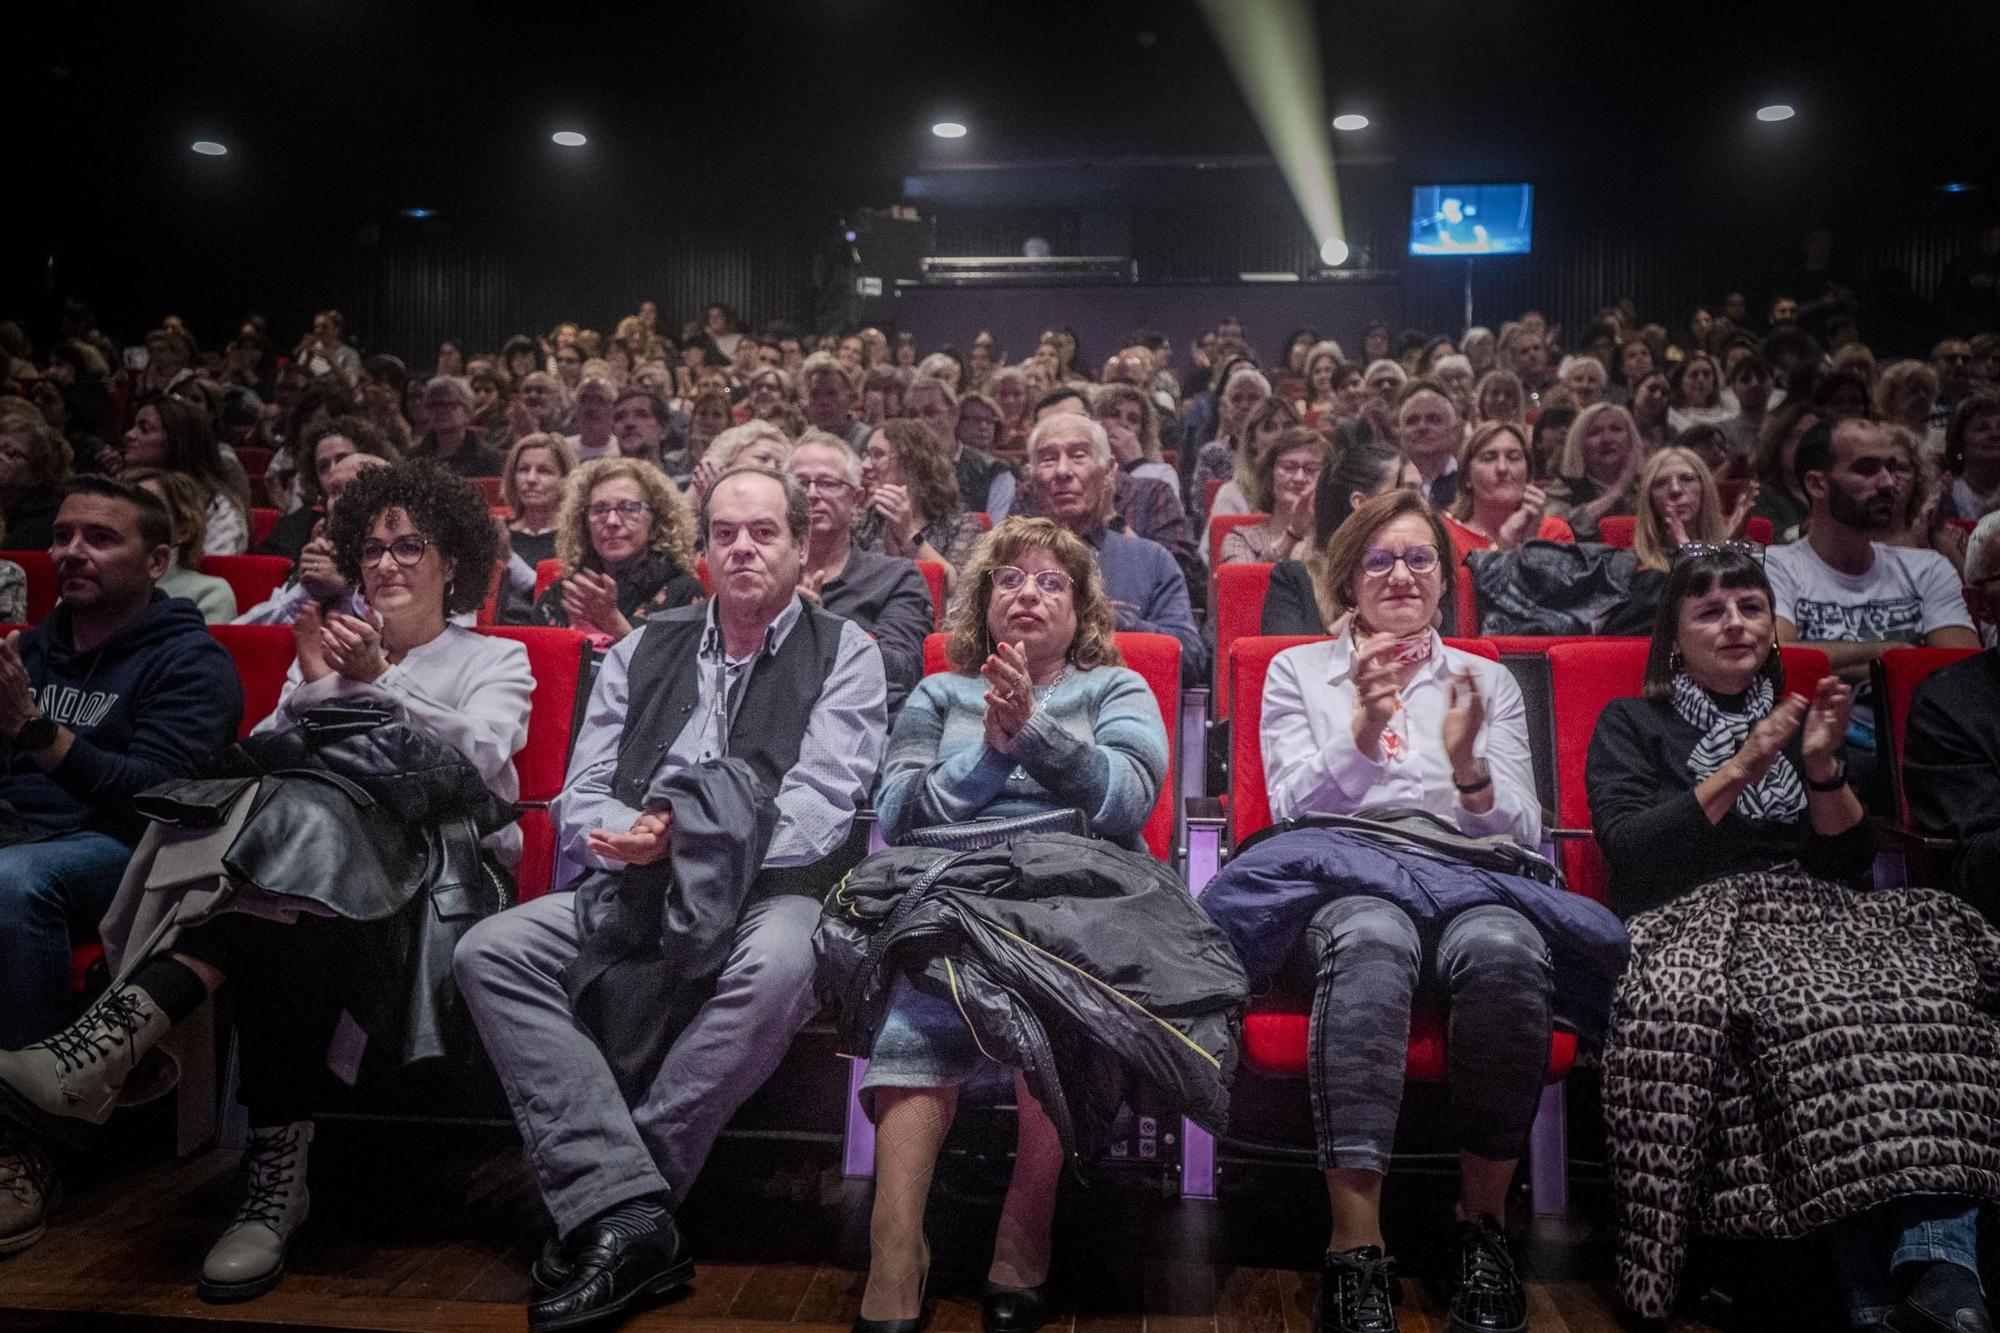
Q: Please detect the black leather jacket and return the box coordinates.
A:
[815,834,1247,1167]
[137,704,517,1065]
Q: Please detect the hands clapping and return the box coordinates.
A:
[1495,483,1550,550]
[980,639,1037,754]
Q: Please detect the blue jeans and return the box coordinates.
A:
[1826,1195,1984,1327]
[0,831,132,1047]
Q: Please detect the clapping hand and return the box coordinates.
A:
[1723,481,1761,540]
[869,483,917,551]
[1348,633,1404,756]
[1440,671,1486,776]
[980,639,1036,754]
[588,810,672,866]
[297,535,345,601]
[321,608,388,683]
[562,569,632,641]
[1495,483,1550,550]
[1727,693,1809,786]
[294,603,333,683]
[1799,676,1853,783]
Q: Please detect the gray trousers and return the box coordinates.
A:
[453,890,822,1237]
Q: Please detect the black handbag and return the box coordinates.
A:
[901,807,1087,852]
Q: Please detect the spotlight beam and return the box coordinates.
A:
[1197,0,1346,263]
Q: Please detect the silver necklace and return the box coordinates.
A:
[1007,665,1070,781]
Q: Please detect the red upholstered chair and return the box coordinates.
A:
[1213,633,1577,1212]
[470,476,505,505]
[1543,640,1829,905]
[1207,512,1267,569]
[477,627,591,901]
[920,631,1179,862]
[694,557,714,595]
[1211,562,1281,722]
[1599,514,1771,550]
[248,507,282,547]
[208,624,298,737]
[1200,477,1226,520]
[198,555,293,613]
[972,512,993,532]
[1454,569,1480,637]
[234,446,272,482]
[915,560,947,630]
[474,558,506,627]
[1875,647,1982,829]
[4,551,57,624]
[534,558,563,600]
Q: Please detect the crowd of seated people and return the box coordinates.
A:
[0,283,1996,1333]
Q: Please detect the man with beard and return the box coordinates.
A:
[1768,418,1978,802]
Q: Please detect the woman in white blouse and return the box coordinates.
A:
[1213,490,1558,1333]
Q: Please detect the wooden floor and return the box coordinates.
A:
[0,1115,1739,1333]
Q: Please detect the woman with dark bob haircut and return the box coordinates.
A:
[0,460,532,1306]
[1586,546,1999,1330]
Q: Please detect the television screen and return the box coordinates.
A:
[1409,184,1534,257]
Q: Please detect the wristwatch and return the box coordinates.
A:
[14,715,57,754]
[1805,763,1848,792]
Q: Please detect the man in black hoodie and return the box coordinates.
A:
[0,476,242,1254]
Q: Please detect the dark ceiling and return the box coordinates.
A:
[25,0,1999,248]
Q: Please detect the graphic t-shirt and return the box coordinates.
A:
[1764,538,1974,731]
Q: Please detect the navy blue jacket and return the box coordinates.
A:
[10,591,244,844]
[1200,826,1629,1047]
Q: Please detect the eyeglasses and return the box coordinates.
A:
[796,475,853,494]
[586,500,653,523]
[1275,459,1323,479]
[360,535,431,567]
[1675,540,1764,564]
[989,566,1072,596]
[1359,544,1439,578]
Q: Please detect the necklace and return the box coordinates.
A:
[1007,665,1070,782]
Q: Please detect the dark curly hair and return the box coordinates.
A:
[327,459,499,616]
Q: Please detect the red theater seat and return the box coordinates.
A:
[199,555,293,613]
[1875,646,1981,828]
[1211,562,1281,722]
[477,626,591,900]
[1200,477,1225,520]
[921,631,1179,862]
[1598,514,1772,550]
[208,624,299,736]
[535,558,562,600]
[470,476,505,505]
[1207,512,1266,569]
[249,507,282,547]
[915,560,947,629]
[235,446,272,482]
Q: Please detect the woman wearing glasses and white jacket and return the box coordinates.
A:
[1200,490,1627,1333]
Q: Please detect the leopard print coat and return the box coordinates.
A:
[1601,866,2000,1319]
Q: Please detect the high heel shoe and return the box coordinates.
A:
[981,1278,1056,1333]
[852,1246,929,1333]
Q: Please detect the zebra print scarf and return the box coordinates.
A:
[1669,672,1807,822]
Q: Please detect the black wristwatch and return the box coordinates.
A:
[1453,765,1494,795]
[14,715,58,754]
[1805,764,1848,792]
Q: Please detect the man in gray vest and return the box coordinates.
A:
[455,467,887,1333]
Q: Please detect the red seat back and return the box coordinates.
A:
[1454,572,1479,637]
[1598,514,1770,551]
[915,560,947,630]
[535,558,563,600]
[1229,635,1499,844]
[249,507,282,547]
[1200,477,1226,519]
[4,551,56,624]
[477,626,591,902]
[235,446,272,481]
[1212,562,1279,722]
[208,624,298,737]
[1876,647,1982,826]
[920,631,1179,861]
[1545,640,1829,902]
[470,476,505,505]
[198,555,293,613]
[971,512,993,532]
[1208,512,1267,568]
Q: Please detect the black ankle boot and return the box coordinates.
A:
[1443,1216,1525,1333]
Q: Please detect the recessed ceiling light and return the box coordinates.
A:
[191,141,228,156]
[400,207,437,219]
[1319,238,1351,266]
[1937,182,1978,194]
[1331,114,1370,132]
[931,121,968,140]
[551,130,587,147]
[1755,104,1796,122]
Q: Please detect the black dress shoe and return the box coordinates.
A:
[530,1233,573,1296]
[1319,1246,1398,1333]
[851,1316,926,1333]
[1443,1216,1525,1333]
[982,1278,1056,1333]
[528,1212,693,1332]
[1886,1290,1996,1333]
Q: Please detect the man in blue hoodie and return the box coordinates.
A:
[0,476,242,1254]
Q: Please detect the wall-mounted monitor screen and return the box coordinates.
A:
[1409,184,1534,256]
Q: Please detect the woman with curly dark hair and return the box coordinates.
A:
[0,459,531,1306]
[856,418,985,576]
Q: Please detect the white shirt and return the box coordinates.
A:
[1765,539,1973,646]
[564,432,614,462]
[255,624,534,863]
[1261,629,1540,846]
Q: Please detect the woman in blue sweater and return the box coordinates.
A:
[858,517,1168,1333]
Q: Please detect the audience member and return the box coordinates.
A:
[1261,443,1421,636]
[1022,413,1205,684]
[110,397,250,555]
[1204,394,1302,532]
[1392,379,1463,509]
[786,431,933,713]
[454,466,885,1331]
[1585,547,1993,1331]
[256,417,399,564]
[123,468,237,622]
[1192,365,1273,492]
[495,432,576,622]
[1627,370,1672,448]
[841,516,1180,1332]
[1203,489,1621,1333]
[1940,392,2000,522]
[0,477,243,1252]
[1218,426,1330,565]
[909,378,1012,518]
[1904,510,2000,919]
[411,376,504,477]
[533,457,704,653]
[232,453,391,625]
[1473,369,1526,427]
[855,419,986,575]
[1441,421,1574,563]
[1545,402,1642,541]
[1558,355,1607,408]
[0,402,71,551]
[1629,447,1753,572]
[1093,383,1178,492]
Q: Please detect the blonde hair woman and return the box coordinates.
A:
[533,457,703,651]
[1546,402,1643,540]
[1631,446,1736,571]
